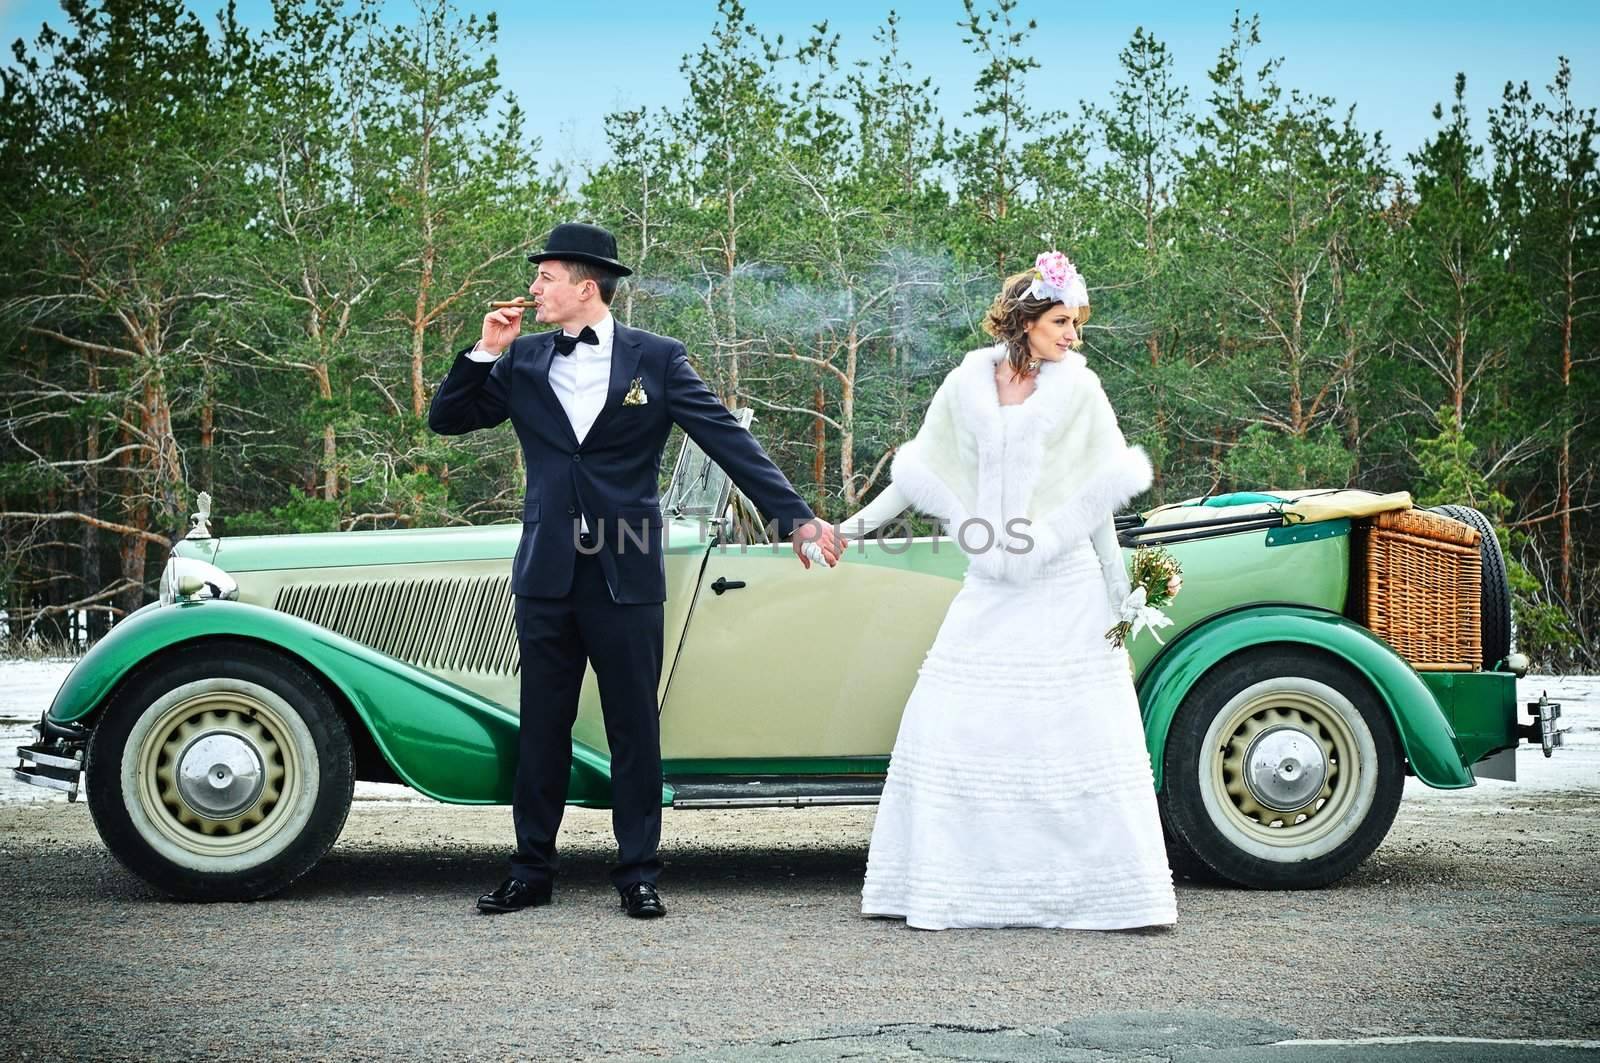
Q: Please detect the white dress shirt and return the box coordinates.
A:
[469,313,616,532]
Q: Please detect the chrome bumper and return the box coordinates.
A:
[1522,692,1565,757]
[13,716,86,801]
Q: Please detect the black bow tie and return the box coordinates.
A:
[553,326,599,356]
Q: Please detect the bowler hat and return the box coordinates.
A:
[527,222,633,277]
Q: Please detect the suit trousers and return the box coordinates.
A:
[510,548,665,890]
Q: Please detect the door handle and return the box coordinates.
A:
[710,577,746,595]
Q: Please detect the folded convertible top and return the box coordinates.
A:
[1142,489,1414,528]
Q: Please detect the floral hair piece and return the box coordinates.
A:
[1026,250,1089,309]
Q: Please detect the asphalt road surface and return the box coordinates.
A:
[2,780,1596,1062]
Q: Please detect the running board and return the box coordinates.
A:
[668,775,884,809]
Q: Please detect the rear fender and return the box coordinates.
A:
[1136,606,1474,790]
[48,599,621,806]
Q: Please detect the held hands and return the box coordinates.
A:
[479,304,526,356]
[791,517,844,569]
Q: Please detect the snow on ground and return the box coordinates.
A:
[2,658,1595,806]
[0,658,79,723]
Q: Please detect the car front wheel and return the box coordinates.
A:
[85,641,354,901]
[1159,648,1404,889]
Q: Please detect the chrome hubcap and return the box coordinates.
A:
[132,688,300,857]
[1243,725,1328,812]
[176,731,266,820]
[1196,677,1382,863]
[1210,688,1364,846]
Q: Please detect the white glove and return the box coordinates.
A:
[840,482,911,538]
[1091,519,1132,611]
[1103,567,1132,614]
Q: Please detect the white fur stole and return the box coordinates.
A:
[890,344,1151,579]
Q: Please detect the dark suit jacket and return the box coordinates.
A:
[428,322,815,604]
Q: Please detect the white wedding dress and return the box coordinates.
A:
[854,403,1177,930]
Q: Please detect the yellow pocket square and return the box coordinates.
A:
[623,377,649,406]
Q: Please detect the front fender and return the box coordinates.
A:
[1136,606,1474,790]
[48,599,620,806]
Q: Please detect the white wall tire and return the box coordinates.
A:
[86,641,353,900]
[1195,676,1379,862]
[1160,649,1404,889]
[121,679,320,871]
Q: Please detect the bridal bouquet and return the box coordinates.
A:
[1105,546,1184,649]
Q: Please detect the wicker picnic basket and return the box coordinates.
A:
[1350,508,1483,672]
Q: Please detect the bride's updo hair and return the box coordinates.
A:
[982,271,1091,378]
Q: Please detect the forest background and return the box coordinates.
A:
[1,0,1594,669]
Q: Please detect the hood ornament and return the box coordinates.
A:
[186,491,214,540]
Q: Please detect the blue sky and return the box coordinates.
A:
[1,0,1594,171]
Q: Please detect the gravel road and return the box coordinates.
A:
[2,779,1596,1062]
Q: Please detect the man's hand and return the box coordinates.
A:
[479,304,525,356]
[791,517,843,569]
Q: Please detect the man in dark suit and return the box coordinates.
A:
[429,223,842,919]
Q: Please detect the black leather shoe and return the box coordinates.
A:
[476,877,552,914]
[619,881,666,919]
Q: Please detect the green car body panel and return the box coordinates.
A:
[186,523,534,571]
[1121,522,1350,676]
[1134,605,1478,790]
[47,597,623,806]
[1416,670,1522,767]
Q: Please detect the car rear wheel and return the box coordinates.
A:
[1160,648,1404,889]
[85,641,354,901]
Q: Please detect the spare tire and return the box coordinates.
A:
[1427,504,1512,668]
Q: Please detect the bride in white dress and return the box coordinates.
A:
[842,254,1177,930]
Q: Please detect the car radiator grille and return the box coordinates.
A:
[273,577,520,675]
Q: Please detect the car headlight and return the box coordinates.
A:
[159,556,239,605]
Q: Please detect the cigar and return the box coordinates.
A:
[488,298,532,309]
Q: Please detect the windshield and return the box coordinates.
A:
[662,408,753,517]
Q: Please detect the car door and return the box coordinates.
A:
[658,472,967,765]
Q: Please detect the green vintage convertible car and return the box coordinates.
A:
[14,419,1564,900]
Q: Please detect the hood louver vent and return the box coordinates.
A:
[274,576,519,676]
